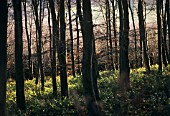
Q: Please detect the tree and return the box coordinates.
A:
[156,0,163,73]
[12,0,26,110]
[129,0,138,68]
[167,0,170,62]
[67,0,76,77]
[111,0,119,70]
[82,0,101,115]
[0,0,8,115]
[118,0,130,90]
[76,0,84,74]
[75,9,81,74]
[32,0,45,90]
[23,0,33,80]
[106,0,114,70]
[164,0,170,64]
[48,0,58,96]
[59,0,68,98]
[162,0,169,65]
[138,0,150,72]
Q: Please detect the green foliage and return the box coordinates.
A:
[6,65,170,115]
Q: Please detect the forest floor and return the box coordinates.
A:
[6,64,170,115]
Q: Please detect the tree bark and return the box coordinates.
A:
[162,4,168,66]
[138,0,150,72]
[166,0,170,63]
[76,13,81,74]
[157,0,163,73]
[106,0,114,70]
[23,0,33,80]
[129,0,138,68]
[32,0,45,90]
[119,0,130,90]
[111,0,118,70]
[48,0,58,96]
[164,0,170,64]
[82,0,101,115]
[0,0,7,115]
[13,0,26,110]
[67,0,76,77]
[59,0,68,98]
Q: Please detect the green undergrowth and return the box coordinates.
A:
[6,64,170,115]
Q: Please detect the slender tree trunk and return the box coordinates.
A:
[32,0,45,90]
[67,0,76,77]
[166,0,170,63]
[76,0,85,36]
[76,14,81,74]
[106,3,110,70]
[47,3,53,74]
[106,0,114,70]
[162,5,168,66]
[13,0,26,110]
[157,0,163,73]
[59,0,68,98]
[0,0,7,115]
[129,0,138,68]
[23,0,33,79]
[82,0,101,115]
[161,0,168,67]
[111,0,118,70]
[39,0,44,91]
[138,0,150,72]
[164,0,170,64]
[48,0,58,96]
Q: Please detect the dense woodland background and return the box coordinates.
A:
[0,0,170,115]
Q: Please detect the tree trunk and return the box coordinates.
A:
[138,0,150,72]
[32,0,45,90]
[164,0,170,64]
[23,0,33,80]
[13,0,26,110]
[129,0,138,68]
[119,0,130,90]
[111,0,118,70]
[106,0,114,70]
[48,0,58,96]
[0,0,7,115]
[82,0,101,115]
[59,0,68,98]
[76,13,81,74]
[157,0,163,73]
[166,0,170,63]
[67,0,76,77]
[162,6,168,66]
[76,0,85,37]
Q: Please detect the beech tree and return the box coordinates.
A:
[32,0,45,90]
[111,0,119,70]
[156,0,163,73]
[12,0,26,110]
[48,0,58,95]
[59,0,68,98]
[23,0,33,79]
[0,0,8,115]
[138,0,150,72]
[106,0,114,70]
[67,0,76,77]
[118,0,130,90]
[82,0,101,115]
